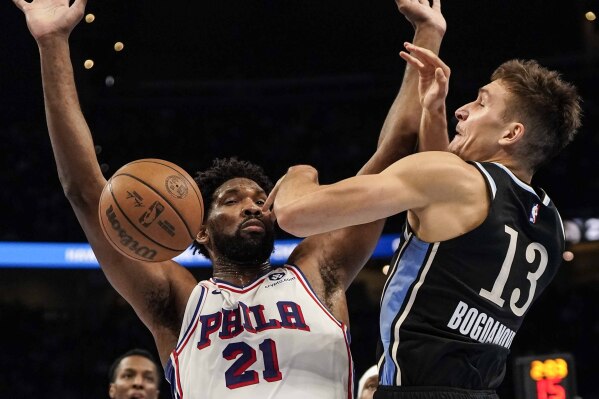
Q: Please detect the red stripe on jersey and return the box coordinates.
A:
[212,277,267,293]
[286,264,353,398]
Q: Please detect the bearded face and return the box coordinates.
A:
[202,178,276,265]
[210,216,275,264]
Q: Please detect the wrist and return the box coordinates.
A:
[414,23,446,40]
[36,32,71,49]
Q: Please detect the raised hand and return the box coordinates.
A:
[396,0,446,36]
[13,0,87,41]
[399,42,450,111]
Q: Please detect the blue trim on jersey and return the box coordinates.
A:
[379,236,430,385]
[165,360,176,397]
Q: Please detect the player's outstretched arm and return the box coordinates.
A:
[274,152,467,237]
[14,0,195,363]
[280,0,446,298]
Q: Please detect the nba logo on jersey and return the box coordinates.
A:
[529,203,539,224]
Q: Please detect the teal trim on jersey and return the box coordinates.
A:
[379,236,430,386]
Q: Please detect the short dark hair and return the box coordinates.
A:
[108,348,160,383]
[191,157,273,258]
[491,59,582,172]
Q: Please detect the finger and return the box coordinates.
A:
[71,0,88,14]
[404,43,450,73]
[12,0,28,11]
[399,51,425,69]
[435,67,448,82]
[432,0,441,11]
[262,175,285,212]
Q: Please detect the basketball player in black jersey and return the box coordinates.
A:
[268,44,582,398]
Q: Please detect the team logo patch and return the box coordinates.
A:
[269,272,285,281]
[211,289,221,295]
[529,203,540,224]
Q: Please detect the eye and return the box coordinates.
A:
[256,199,265,206]
[224,198,237,205]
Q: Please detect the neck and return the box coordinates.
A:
[212,257,272,287]
[486,157,533,184]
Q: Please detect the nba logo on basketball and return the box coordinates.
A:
[529,203,539,224]
[139,201,165,227]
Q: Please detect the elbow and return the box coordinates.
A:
[60,177,103,210]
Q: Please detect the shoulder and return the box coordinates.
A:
[385,152,485,204]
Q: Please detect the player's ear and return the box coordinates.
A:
[108,383,116,399]
[499,122,525,147]
[195,225,209,245]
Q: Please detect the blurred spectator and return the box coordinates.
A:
[108,349,161,399]
[357,365,379,399]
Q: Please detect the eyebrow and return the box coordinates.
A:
[478,88,491,97]
[218,187,266,197]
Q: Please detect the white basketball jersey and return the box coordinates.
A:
[165,264,353,399]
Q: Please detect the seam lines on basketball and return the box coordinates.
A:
[126,160,202,237]
[109,180,185,252]
[128,159,203,201]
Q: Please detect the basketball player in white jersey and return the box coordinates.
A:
[14,0,446,397]
[268,44,582,398]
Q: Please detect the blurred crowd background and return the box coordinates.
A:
[1,0,598,397]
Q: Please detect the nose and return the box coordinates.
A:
[455,107,468,121]
[242,200,262,217]
[132,374,144,388]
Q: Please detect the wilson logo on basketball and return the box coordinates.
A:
[105,205,158,260]
[165,175,188,199]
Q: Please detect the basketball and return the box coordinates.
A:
[98,159,204,262]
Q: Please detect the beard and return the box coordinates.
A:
[211,220,275,264]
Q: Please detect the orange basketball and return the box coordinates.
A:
[98,159,204,262]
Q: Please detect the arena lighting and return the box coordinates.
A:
[85,13,95,23]
[0,235,400,269]
[0,217,594,269]
[114,41,124,52]
[563,218,599,243]
[84,59,94,69]
[586,11,596,21]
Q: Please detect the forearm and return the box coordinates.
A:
[364,25,444,175]
[38,37,105,205]
[419,103,449,152]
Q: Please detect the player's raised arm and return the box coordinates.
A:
[277,0,447,293]
[360,0,446,173]
[14,0,196,363]
[400,42,450,151]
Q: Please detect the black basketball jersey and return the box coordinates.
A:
[377,162,565,390]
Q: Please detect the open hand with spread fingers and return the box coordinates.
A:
[13,0,87,42]
[396,0,446,36]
